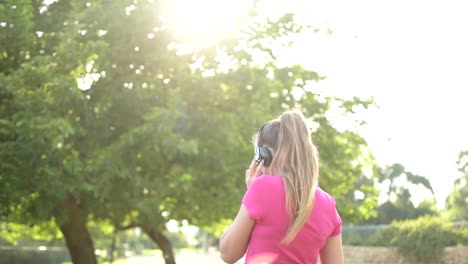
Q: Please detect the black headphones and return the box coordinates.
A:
[254,124,273,167]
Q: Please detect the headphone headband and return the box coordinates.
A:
[254,123,272,166]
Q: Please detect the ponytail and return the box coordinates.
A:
[262,110,319,244]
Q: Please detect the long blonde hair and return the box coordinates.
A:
[256,110,319,244]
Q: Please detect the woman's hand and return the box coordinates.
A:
[245,159,264,188]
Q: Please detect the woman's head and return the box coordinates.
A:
[255,109,319,243]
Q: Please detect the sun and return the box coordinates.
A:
[160,0,253,46]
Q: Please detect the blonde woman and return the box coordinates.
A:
[219,110,344,264]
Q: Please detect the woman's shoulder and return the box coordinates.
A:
[244,175,284,207]
[250,174,283,190]
[315,187,338,207]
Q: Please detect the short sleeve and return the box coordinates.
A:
[242,176,271,221]
[330,198,342,237]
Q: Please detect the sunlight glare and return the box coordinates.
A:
[161,0,252,46]
[166,219,179,232]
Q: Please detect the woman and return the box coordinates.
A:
[219,110,344,264]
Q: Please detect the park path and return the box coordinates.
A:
[116,251,225,264]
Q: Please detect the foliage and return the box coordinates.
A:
[372,198,438,225]
[0,220,64,246]
[457,226,468,245]
[370,216,467,263]
[368,226,397,247]
[0,0,378,261]
[445,150,468,221]
[367,163,437,224]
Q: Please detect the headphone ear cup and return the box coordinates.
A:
[258,147,272,167]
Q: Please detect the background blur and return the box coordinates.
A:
[1,0,467,263]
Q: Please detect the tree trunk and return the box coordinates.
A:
[58,196,97,264]
[142,225,176,264]
[109,230,117,263]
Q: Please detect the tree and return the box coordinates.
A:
[445,150,468,221]
[368,163,437,224]
[1,1,378,263]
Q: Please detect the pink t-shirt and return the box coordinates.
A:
[242,175,342,264]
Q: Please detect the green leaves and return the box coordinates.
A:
[369,163,438,224]
[445,150,468,221]
[371,216,466,262]
[0,0,35,72]
[1,0,379,251]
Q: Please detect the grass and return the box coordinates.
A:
[62,247,215,264]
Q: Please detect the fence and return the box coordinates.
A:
[342,224,389,245]
[0,246,70,264]
[342,221,468,246]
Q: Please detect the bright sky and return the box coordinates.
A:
[271,0,468,207]
[164,0,468,207]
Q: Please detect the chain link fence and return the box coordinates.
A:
[342,224,389,245]
[342,221,468,246]
[0,246,70,264]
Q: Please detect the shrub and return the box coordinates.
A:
[453,225,468,246]
[369,215,464,263]
[368,225,398,246]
